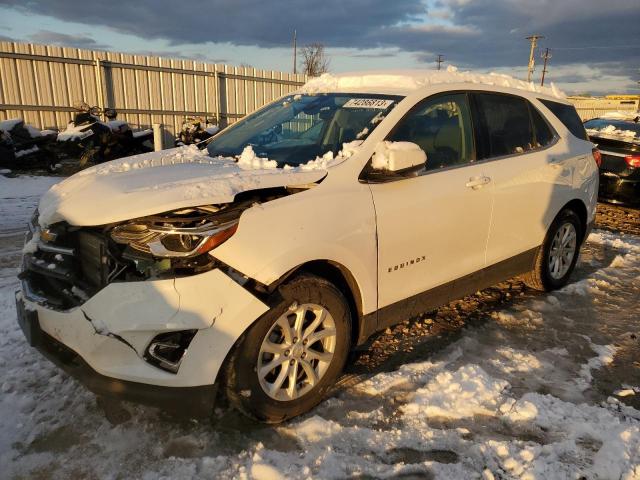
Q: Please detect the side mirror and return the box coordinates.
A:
[371,141,427,175]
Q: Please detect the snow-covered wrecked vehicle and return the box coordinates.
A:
[56,102,154,166]
[16,68,599,422]
[175,116,220,147]
[0,118,58,171]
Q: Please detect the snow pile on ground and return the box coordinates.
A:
[301,65,565,98]
[587,124,637,139]
[371,141,426,170]
[0,174,60,200]
[576,341,617,391]
[403,365,509,419]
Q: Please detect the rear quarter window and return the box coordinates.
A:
[529,104,555,147]
[539,99,588,141]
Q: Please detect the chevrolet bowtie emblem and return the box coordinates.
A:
[40,228,58,242]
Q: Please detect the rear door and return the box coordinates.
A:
[471,92,573,265]
[367,93,493,314]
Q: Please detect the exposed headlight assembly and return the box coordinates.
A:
[110,211,240,258]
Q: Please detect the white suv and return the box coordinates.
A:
[16,71,599,422]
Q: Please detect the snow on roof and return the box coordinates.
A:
[300,65,565,99]
[600,111,640,122]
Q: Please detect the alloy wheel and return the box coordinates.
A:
[257,302,336,401]
[548,222,577,279]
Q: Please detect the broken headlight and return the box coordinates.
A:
[109,207,241,258]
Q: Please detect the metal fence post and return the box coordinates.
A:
[214,70,220,126]
[153,123,163,151]
[94,58,105,113]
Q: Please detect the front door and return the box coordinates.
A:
[367,93,493,316]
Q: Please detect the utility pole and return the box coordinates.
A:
[293,30,297,74]
[436,54,444,71]
[525,34,544,82]
[540,48,552,86]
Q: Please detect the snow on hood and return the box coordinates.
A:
[300,65,565,98]
[38,145,329,227]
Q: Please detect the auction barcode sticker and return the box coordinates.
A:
[343,98,394,109]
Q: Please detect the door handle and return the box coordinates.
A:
[465,176,491,189]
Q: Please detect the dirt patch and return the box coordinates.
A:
[595,202,640,236]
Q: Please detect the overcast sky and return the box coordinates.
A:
[0,0,638,95]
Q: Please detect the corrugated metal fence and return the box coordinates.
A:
[0,41,306,144]
[567,96,640,121]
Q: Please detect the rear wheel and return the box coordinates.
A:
[524,209,582,291]
[224,273,351,423]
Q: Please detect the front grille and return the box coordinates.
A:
[77,231,109,288]
[21,213,116,309]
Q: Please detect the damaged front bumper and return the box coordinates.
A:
[17,267,269,415]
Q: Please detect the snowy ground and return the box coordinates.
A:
[1,175,639,479]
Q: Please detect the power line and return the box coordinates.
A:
[551,45,640,50]
[540,48,552,86]
[526,34,544,82]
[436,54,444,70]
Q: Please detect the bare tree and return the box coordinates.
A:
[300,43,330,77]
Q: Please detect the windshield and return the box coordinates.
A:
[207,93,403,167]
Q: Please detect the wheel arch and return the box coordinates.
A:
[272,260,368,348]
[213,259,371,404]
[559,198,589,241]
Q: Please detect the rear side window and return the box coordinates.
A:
[472,93,535,159]
[539,99,588,141]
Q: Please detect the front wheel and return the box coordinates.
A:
[224,273,351,423]
[524,209,583,291]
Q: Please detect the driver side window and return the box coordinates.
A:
[389,93,474,171]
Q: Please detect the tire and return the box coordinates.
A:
[224,273,351,423]
[524,208,583,291]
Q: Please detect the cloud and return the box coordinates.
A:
[1,0,638,90]
[0,0,425,48]
[28,30,110,49]
[348,51,399,59]
[135,50,227,64]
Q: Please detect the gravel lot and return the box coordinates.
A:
[1,175,638,479]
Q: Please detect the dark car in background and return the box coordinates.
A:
[584,113,640,207]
